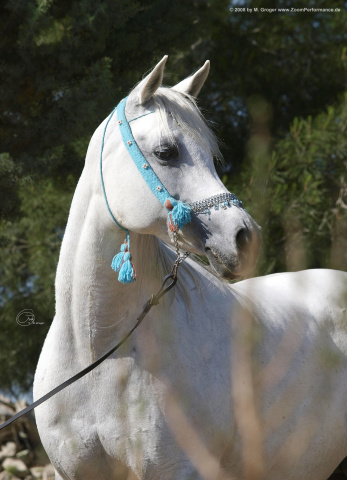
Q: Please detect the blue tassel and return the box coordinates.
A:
[111,230,136,284]
[111,242,127,272]
[167,200,192,232]
[118,252,136,284]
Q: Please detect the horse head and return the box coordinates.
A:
[100,56,261,281]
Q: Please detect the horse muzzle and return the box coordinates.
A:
[203,214,262,280]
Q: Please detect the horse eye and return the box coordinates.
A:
[154,145,179,161]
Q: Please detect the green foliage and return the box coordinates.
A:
[0,154,21,220]
[0,179,73,392]
[0,0,211,211]
[237,94,347,275]
[188,0,347,169]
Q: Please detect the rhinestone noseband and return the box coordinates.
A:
[189,192,243,215]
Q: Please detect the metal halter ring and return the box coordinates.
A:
[189,192,243,214]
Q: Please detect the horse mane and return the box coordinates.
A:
[151,87,223,164]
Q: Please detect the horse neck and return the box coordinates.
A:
[55,168,174,362]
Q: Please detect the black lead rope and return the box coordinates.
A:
[0,273,178,432]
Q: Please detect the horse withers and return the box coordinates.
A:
[34,56,347,480]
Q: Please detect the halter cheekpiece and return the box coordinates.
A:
[100,96,244,284]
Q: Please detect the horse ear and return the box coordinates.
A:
[134,55,168,105]
[172,61,210,97]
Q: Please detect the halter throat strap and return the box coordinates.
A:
[99,106,128,233]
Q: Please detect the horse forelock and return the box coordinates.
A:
[151,87,223,164]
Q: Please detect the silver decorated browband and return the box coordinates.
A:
[189,192,244,214]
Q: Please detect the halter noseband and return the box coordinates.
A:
[100,96,244,284]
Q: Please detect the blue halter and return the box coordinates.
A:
[100,96,192,284]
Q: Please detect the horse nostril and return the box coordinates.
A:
[236,228,251,254]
